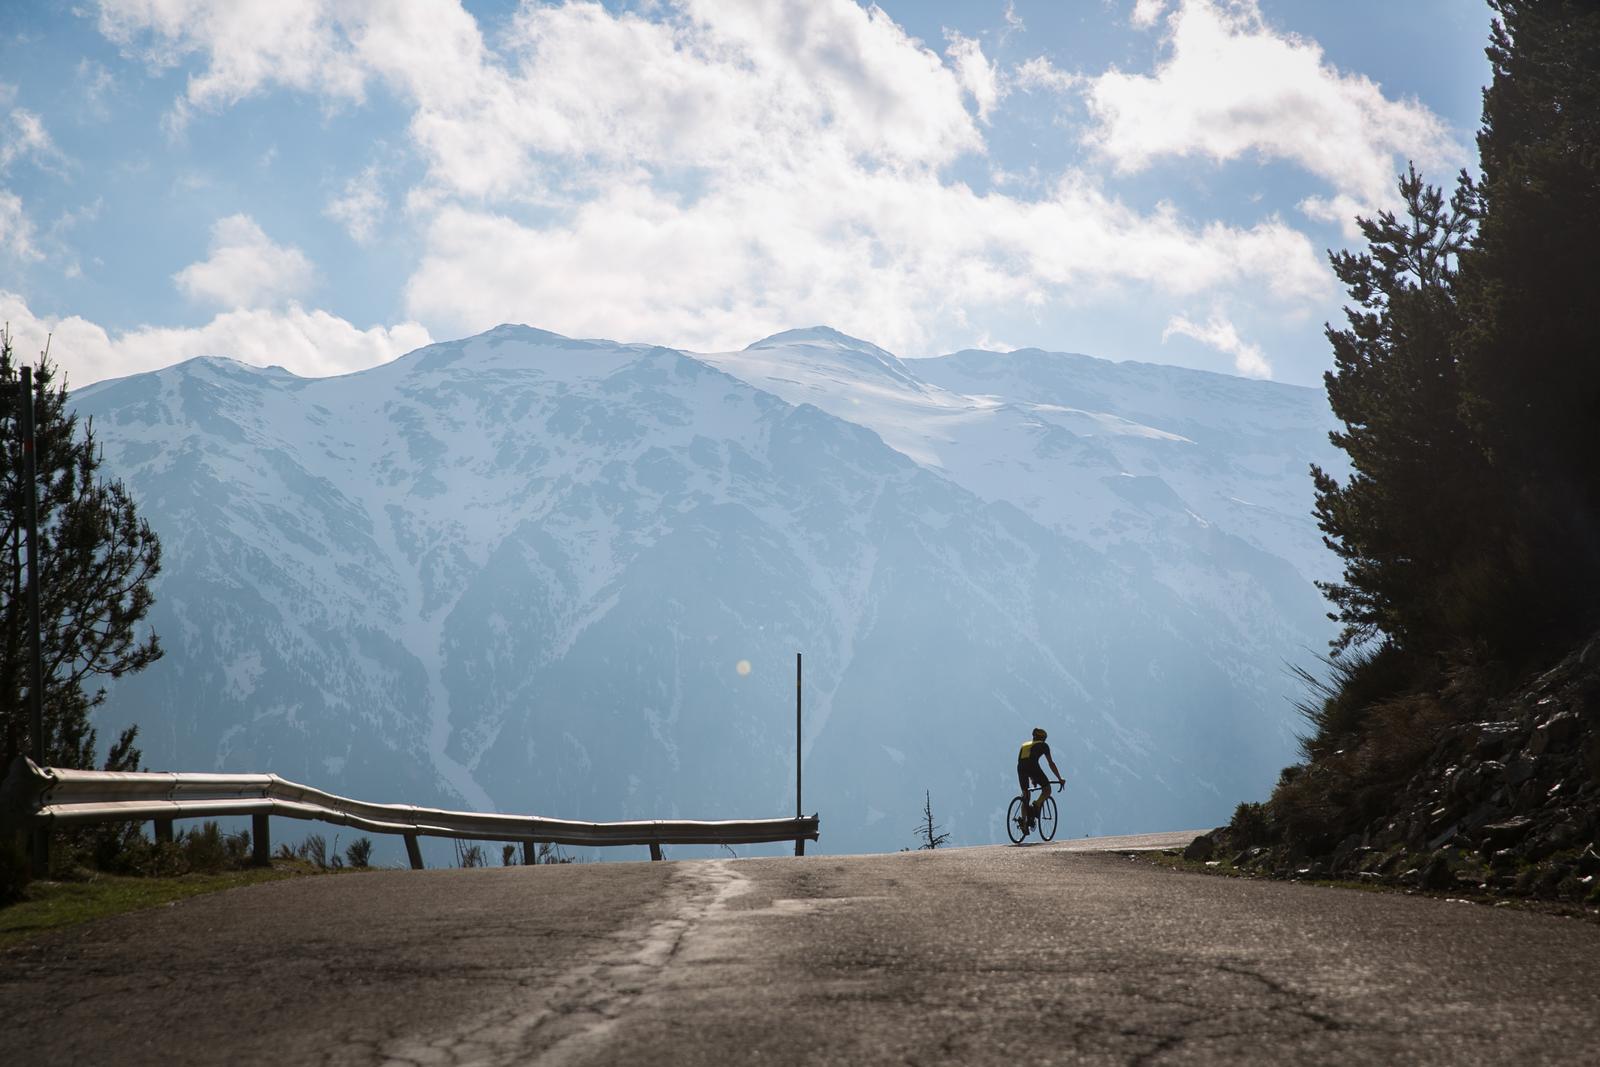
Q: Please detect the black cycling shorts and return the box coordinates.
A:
[1017,763,1050,796]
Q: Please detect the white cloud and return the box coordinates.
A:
[1087,0,1459,235]
[76,60,116,120]
[1012,56,1081,95]
[325,165,386,244]
[173,214,314,308]
[945,32,1001,123]
[96,0,1339,371]
[1003,1,1025,37]
[1131,0,1170,29]
[1163,312,1271,378]
[0,191,42,261]
[98,0,984,196]
[1,107,68,174]
[96,0,370,119]
[405,168,1326,357]
[1,290,431,386]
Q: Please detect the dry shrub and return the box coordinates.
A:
[1295,643,1414,763]
[1269,691,1452,852]
[345,837,374,868]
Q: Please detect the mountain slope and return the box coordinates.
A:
[73,325,1340,854]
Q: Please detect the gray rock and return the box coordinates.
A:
[1543,819,1583,852]
[1480,816,1535,850]
[1183,834,1215,862]
[1506,756,1539,787]
[1529,712,1578,756]
[1576,845,1600,876]
[1427,821,1463,851]
[1419,855,1454,891]
[1474,722,1521,757]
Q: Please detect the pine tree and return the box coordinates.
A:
[1457,0,1600,650]
[0,330,162,770]
[1311,165,1488,655]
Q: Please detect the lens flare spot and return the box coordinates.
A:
[736,659,752,677]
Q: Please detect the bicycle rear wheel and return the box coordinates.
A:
[1038,795,1058,841]
[1006,796,1026,844]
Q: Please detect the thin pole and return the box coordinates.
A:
[795,652,804,857]
[19,366,47,875]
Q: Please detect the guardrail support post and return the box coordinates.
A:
[521,840,535,865]
[795,651,804,857]
[153,818,173,844]
[649,842,663,861]
[251,813,270,866]
[404,834,424,870]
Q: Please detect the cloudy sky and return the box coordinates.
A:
[2,0,1492,388]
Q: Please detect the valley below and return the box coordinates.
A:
[75,325,1346,855]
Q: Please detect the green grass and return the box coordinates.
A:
[0,865,315,948]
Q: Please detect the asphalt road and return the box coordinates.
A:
[5,832,1600,1065]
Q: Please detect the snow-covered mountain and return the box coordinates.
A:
[73,325,1343,856]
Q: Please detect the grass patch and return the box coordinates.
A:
[0,865,313,948]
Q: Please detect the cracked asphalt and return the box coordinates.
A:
[5,834,1600,1065]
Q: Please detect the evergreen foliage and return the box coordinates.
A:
[0,330,162,770]
[1457,0,1600,652]
[1314,0,1600,667]
[1258,1,1600,870]
[1312,166,1486,656]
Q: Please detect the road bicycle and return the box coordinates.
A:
[1006,780,1064,844]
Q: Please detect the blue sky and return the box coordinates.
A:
[1,1,1493,387]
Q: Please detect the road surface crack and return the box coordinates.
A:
[370,860,747,1067]
[1112,958,1360,1065]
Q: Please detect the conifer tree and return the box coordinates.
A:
[0,330,162,770]
[1457,0,1600,649]
[1311,166,1486,654]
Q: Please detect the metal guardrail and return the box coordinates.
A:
[0,757,819,868]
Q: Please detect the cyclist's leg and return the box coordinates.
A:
[1016,766,1032,828]
[1028,768,1050,816]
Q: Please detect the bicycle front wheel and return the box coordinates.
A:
[1006,796,1026,844]
[1038,795,1058,841]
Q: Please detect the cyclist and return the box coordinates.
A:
[1017,727,1062,833]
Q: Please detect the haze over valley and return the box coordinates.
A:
[76,325,1343,856]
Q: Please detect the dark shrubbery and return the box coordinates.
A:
[345,837,374,868]
[1215,3,1600,893]
[0,834,27,905]
[52,820,257,879]
[1292,643,1414,763]
[276,833,344,870]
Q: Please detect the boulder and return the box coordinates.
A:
[1474,723,1520,758]
[1479,816,1535,850]
[1576,845,1600,876]
[1183,834,1215,862]
[1530,712,1579,755]
[1419,854,1454,891]
[1505,756,1539,787]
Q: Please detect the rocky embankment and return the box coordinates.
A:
[1189,634,1600,903]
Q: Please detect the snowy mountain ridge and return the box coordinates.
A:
[74,324,1343,856]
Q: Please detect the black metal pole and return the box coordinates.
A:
[795,651,803,857]
[19,365,47,876]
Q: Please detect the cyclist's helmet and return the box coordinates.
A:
[1032,727,1047,741]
